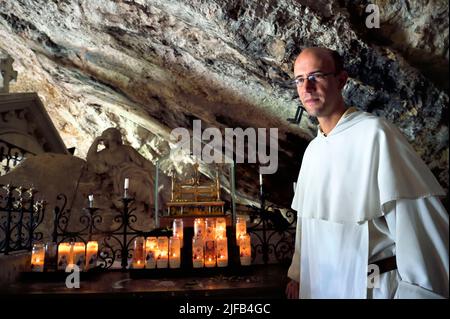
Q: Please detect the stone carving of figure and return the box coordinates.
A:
[86,127,157,213]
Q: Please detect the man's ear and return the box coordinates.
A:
[337,71,348,90]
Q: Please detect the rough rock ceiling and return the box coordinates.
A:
[0,0,448,208]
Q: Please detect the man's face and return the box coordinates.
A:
[294,51,346,118]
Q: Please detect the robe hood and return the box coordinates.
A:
[292,111,445,224]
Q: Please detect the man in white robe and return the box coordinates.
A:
[286,47,449,299]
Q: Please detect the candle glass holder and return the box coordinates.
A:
[239,234,252,266]
[31,243,45,272]
[194,218,205,240]
[132,237,145,269]
[205,218,216,240]
[145,237,158,269]
[157,237,169,268]
[72,242,86,271]
[169,237,181,268]
[85,241,98,271]
[172,218,184,248]
[192,236,204,268]
[216,237,228,267]
[204,239,216,268]
[215,217,226,239]
[57,242,72,271]
[236,215,247,244]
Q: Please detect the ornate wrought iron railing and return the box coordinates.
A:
[0,184,45,254]
[49,191,296,270]
[52,194,170,270]
[0,139,34,176]
[246,193,297,266]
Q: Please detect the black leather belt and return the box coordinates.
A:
[368,256,397,275]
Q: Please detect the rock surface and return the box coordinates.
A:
[0,0,448,209]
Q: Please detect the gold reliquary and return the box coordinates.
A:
[167,163,225,216]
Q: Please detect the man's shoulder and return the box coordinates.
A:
[350,111,395,134]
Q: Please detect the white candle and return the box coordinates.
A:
[259,173,263,186]
[88,194,94,208]
[124,178,129,189]
[293,182,297,193]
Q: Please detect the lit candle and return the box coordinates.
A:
[204,239,216,268]
[194,218,205,240]
[156,237,169,268]
[145,237,158,269]
[236,216,247,244]
[85,241,98,271]
[239,234,252,266]
[192,236,204,268]
[216,237,228,267]
[172,218,184,248]
[57,242,72,271]
[31,243,45,272]
[72,242,86,271]
[205,218,216,240]
[88,194,94,208]
[169,237,181,268]
[124,178,129,198]
[215,217,226,239]
[132,237,145,269]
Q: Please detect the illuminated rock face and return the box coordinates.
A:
[0,0,448,208]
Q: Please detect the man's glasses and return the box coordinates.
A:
[293,72,337,87]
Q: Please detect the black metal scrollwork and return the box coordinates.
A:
[0,184,45,254]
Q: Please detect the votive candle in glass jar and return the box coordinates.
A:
[215,217,227,239]
[239,234,251,266]
[145,237,158,269]
[192,236,204,268]
[72,242,86,271]
[157,237,169,268]
[85,241,98,271]
[169,237,181,268]
[205,218,216,240]
[216,237,228,267]
[204,239,216,268]
[172,218,184,248]
[31,243,45,272]
[132,236,145,269]
[194,218,205,240]
[57,242,72,271]
[236,216,247,244]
